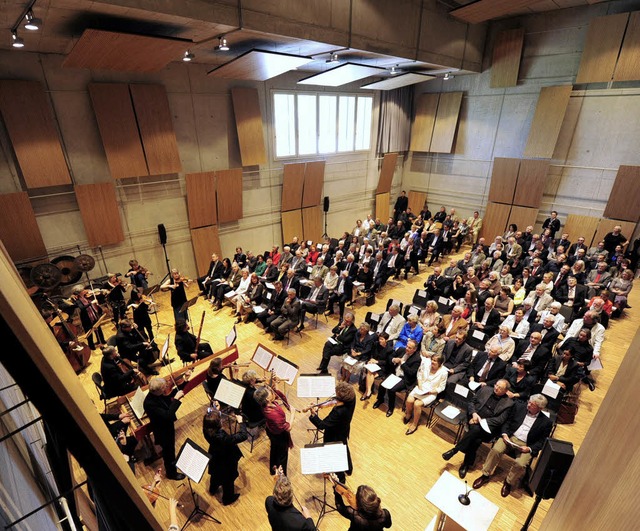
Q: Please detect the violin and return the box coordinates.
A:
[116,355,148,387]
[141,469,184,508]
[302,398,343,413]
[325,473,358,509]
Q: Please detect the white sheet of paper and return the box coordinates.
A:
[468,381,481,391]
[176,439,210,483]
[353,281,363,287]
[269,356,299,386]
[225,325,237,347]
[454,384,469,397]
[364,363,381,372]
[129,387,148,420]
[265,282,275,290]
[161,334,170,359]
[438,296,449,305]
[300,443,349,475]
[214,378,246,409]
[381,374,402,389]
[328,337,338,345]
[251,344,274,370]
[224,290,236,298]
[504,438,523,449]
[472,330,485,340]
[542,379,561,399]
[408,306,419,316]
[587,357,603,371]
[370,313,381,322]
[297,375,336,398]
[418,290,427,298]
[440,405,461,419]
[253,305,266,314]
[479,418,491,433]
[343,355,358,366]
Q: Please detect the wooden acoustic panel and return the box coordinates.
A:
[185,172,217,229]
[88,83,148,179]
[208,50,312,81]
[302,206,323,244]
[408,191,428,215]
[375,193,390,223]
[74,183,124,247]
[603,165,640,222]
[576,13,629,84]
[430,92,463,153]
[281,210,303,246]
[281,163,305,212]
[64,29,190,73]
[480,202,511,242]
[563,214,600,247]
[614,12,640,81]
[488,158,520,204]
[216,168,243,223]
[410,93,439,152]
[451,0,538,24]
[0,81,71,188]
[0,192,47,262]
[513,159,550,208]
[593,219,637,249]
[376,153,398,194]
[490,28,525,88]
[507,206,538,237]
[524,85,572,159]
[231,88,267,167]
[129,84,181,176]
[191,226,222,276]
[302,161,325,208]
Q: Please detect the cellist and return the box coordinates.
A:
[100,345,140,398]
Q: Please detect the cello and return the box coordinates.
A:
[47,301,91,373]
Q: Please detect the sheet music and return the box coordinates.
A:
[129,387,148,420]
[251,344,274,370]
[297,375,336,398]
[454,384,469,397]
[300,443,349,475]
[479,418,491,433]
[440,405,461,419]
[364,363,381,372]
[161,334,170,359]
[269,355,299,386]
[176,438,211,483]
[381,374,402,389]
[587,357,603,371]
[343,355,358,366]
[472,330,485,340]
[225,325,237,348]
[214,378,246,409]
[542,379,561,399]
[467,381,481,391]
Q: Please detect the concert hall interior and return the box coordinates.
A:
[2,0,640,530]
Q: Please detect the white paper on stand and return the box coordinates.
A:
[454,384,469,397]
[297,375,336,398]
[214,378,246,409]
[176,439,211,483]
[300,443,348,475]
[251,345,274,370]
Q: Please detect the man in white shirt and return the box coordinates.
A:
[559,310,605,359]
[503,309,530,339]
[376,304,407,342]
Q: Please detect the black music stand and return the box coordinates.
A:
[176,438,221,529]
[144,284,172,330]
[179,296,199,324]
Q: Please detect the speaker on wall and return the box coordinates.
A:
[158,224,167,245]
[529,438,574,499]
[323,196,330,213]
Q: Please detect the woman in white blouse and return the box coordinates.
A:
[484,324,516,362]
[323,265,340,292]
[232,269,252,318]
[419,300,442,335]
[403,353,447,435]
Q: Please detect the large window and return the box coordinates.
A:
[273,92,373,158]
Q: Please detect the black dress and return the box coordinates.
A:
[204,427,247,503]
[335,494,392,531]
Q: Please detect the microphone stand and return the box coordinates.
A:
[458,480,472,505]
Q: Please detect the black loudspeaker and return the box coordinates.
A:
[323,196,330,213]
[529,438,574,499]
[157,224,167,245]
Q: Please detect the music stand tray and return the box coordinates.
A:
[179,296,199,323]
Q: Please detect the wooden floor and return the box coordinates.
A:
[77,250,640,530]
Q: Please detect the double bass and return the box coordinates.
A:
[48,303,91,373]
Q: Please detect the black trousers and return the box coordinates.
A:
[454,424,494,466]
[319,342,347,371]
[376,379,408,411]
[267,431,290,476]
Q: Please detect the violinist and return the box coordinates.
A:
[240,370,265,425]
[161,269,191,322]
[308,381,355,482]
[126,259,150,291]
[205,358,227,397]
[129,290,154,341]
[71,284,106,350]
[116,320,159,376]
[100,409,138,465]
[100,345,140,398]
[105,273,127,324]
[254,386,295,475]
[175,319,213,363]
[265,474,314,531]
[331,479,392,531]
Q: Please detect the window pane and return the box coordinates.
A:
[274,93,296,157]
[297,94,317,155]
[355,96,373,151]
[318,95,337,154]
[338,96,356,152]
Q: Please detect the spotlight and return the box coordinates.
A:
[443,72,454,81]
[183,50,194,62]
[24,11,41,31]
[326,53,339,64]
[11,31,24,48]
[389,65,400,75]
[216,37,229,51]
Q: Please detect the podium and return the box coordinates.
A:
[424,471,498,531]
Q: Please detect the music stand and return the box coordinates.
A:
[144,284,172,330]
[176,438,221,529]
[179,296,199,323]
[297,374,336,444]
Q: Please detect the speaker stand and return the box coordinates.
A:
[521,494,542,531]
[160,242,172,286]
[322,210,328,239]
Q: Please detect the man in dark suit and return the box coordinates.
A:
[442,331,474,384]
[100,346,138,398]
[373,339,421,417]
[115,320,157,375]
[427,229,445,266]
[282,269,300,296]
[385,246,403,279]
[143,377,186,480]
[326,271,353,321]
[371,253,388,293]
[509,331,550,378]
[393,190,409,222]
[567,236,588,258]
[257,281,286,329]
[442,379,514,478]
[527,315,560,350]
[470,298,501,338]
[472,394,553,496]
[462,345,506,388]
[542,211,561,238]
[340,254,359,279]
[269,289,300,340]
[261,258,280,283]
[554,276,588,318]
[265,476,314,530]
[318,313,357,374]
[297,278,329,331]
[198,252,225,296]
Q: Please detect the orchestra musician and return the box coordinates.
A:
[206,358,227,397]
[129,290,154,341]
[254,386,295,475]
[161,269,191,322]
[265,474,314,530]
[115,320,159,376]
[125,259,150,291]
[105,273,127,325]
[331,478,392,531]
[143,377,186,481]
[71,284,105,350]
[100,345,140,398]
[240,370,266,425]
[174,319,213,363]
[100,409,138,465]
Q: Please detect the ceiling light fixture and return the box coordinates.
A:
[389,65,400,75]
[216,37,229,51]
[11,31,24,48]
[24,10,41,31]
[443,72,454,81]
[183,50,194,62]
[326,53,339,64]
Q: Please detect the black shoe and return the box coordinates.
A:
[223,493,240,506]
[296,325,304,332]
[587,379,596,391]
[318,370,329,375]
[167,472,186,481]
[501,481,511,497]
[372,401,382,409]
[442,449,457,461]
[459,465,468,479]
[273,334,284,341]
[386,409,393,417]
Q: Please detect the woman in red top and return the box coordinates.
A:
[254,386,294,475]
[270,246,281,266]
[306,244,319,265]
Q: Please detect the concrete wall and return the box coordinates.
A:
[402,0,640,239]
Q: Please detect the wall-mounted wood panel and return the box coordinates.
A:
[480,202,511,241]
[508,206,538,236]
[576,13,629,84]
[430,92,463,153]
[302,206,323,243]
[603,165,640,222]
[488,158,520,204]
[376,153,398,194]
[302,161,325,208]
[451,0,538,24]
[216,168,243,224]
[231,88,267,167]
[614,12,640,81]
[191,225,222,276]
[281,210,303,246]
[375,193,390,223]
[563,214,600,247]
[0,81,71,188]
[281,163,305,212]
[513,159,550,208]
[88,83,148,180]
[129,84,181,176]
[490,28,525,88]
[593,219,637,249]
[409,93,439,152]
[185,172,217,229]
[0,192,47,262]
[524,85,572,159]
[408,191,428,215]
[74,183,124,247]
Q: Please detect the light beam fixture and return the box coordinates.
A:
[216,37,229,51]
[389,65,400,75]
[24,10,41,31]
[326,53,339,64]
[443,72,454,81]
[183,50,194,62]
[11,31,24,48]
